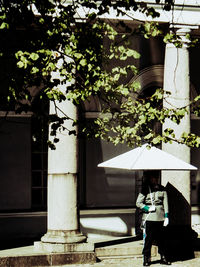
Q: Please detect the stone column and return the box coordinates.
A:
[35,57,93,254]
[162,26,191,226]
[40,99,87,249]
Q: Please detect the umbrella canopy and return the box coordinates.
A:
[98,144,197,170]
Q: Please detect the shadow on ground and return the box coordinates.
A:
[94,235,142,248]
[161,225,198,262]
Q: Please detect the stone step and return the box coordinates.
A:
[0,236,200,266]
[94,237,157,260]
[0,246,96,267]
[0,237,154,266]
[0,252,96,267]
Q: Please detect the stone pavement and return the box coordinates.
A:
[49,256,200,267]
[0,235,199,266]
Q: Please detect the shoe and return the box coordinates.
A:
[160,255,171,265]
[143,255,151,266]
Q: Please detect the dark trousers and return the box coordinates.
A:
[143,221,165,257]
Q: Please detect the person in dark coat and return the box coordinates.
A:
[136,170,171,266]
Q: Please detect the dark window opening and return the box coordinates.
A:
[31,96,49,211]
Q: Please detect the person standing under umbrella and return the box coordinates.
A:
[136,170,171,266]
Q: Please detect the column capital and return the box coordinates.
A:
[170,24,199,47]
[170,24,199,31]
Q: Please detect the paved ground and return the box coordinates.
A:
[0,234,200,266]
[50,256,200,267]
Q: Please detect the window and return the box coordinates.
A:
[31,97,49,210]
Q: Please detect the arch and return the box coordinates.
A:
[128,64,197,99]
[82,65,165,113]
[128,65,164,94]
[82,64,197,112]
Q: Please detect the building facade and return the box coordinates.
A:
[1,1,200,247]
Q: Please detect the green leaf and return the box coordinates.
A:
[152,136,162,144]
[0,22,9,29]
[145,103,150,109]
[80,59,87,66]
[144,133,154,140]
[31,67,39,74]
[74,53,82,59]
[30,53,39,61]
[17,61,24,68]
[127,49,140,59]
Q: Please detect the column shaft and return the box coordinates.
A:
[162,30,191,225]
[41,97,86,245]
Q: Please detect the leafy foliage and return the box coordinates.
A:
[0,0,200,149]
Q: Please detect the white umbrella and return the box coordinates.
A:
[98,144,197,170]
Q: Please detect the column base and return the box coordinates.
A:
[41,229,87,244]
[37,230,92,253]
[34,240,94,253]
